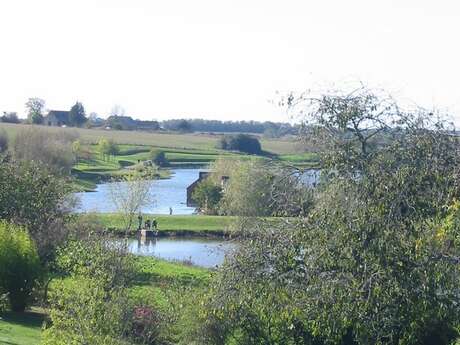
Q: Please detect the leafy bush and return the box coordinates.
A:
[98,137,119,160]
[43,236,168,345]
[0,111,20,123]
[217,134,262,154]
[0,159,72,262]
[0,128,8,153]
[0,221,41,312]
[150,149,169,167]
[192,179,222,215]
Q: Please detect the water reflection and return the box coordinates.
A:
[127,237,236,268]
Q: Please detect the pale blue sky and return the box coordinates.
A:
[0,0,459,122]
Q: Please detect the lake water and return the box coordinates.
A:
[75,167,320,214]
[76,168,204,214]
[128,237,236,268]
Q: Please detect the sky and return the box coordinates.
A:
[0,0,459,123]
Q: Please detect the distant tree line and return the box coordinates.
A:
[1,98,298,137]
[161,119,297,136]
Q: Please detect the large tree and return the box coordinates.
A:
[68,101,87,127]
[201,88,460,345]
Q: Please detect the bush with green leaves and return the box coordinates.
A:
[0,128,8,153]
[98,137,119,160]
[44,234,170,344]
[0,159,72,262]
[192,179,222,215]
[0,221,41,312]
[217,134,262,154]
[149,149,168,167]
[43,236,134,344]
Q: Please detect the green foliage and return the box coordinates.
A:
[1,111,20,124]
[98,137,119,160]
[150,149,169,167]
[203,89,460,345]
[0,128,8,153]
[218,134,262,154]
[71,139,82,163]
[0,159,71,261]
[213,159,273,216]
[68,101,87,127]
[42,277,132,345]
[192,179,223,215]
[43,237,136,344]
[25,98,45,124]
[175,119,193,133]
[0,221,41,312]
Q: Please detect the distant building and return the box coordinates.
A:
[187,171,210,207]
[45,110,70,126]
[105,115,160,131]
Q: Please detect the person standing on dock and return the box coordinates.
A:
[137,213,143,231]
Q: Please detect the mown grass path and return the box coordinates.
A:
[0,310,44,345]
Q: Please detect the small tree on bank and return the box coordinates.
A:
[98,137,118,161]
[149,149,168,167]
[108,172,153,236]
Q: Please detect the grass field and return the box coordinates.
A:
[95,214,236,236]
[0,122,301,155]
[0,310,44,345]
[1,123,317,191]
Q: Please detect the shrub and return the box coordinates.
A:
[0,160,72,262]
[0,112,20,124]
[217,134,262,154]
[43,236,167,345]
[0,221,41,312]
[0,129,8,153]
[149,149,169,167]
[98,137,119,160]
[192,179,222,215]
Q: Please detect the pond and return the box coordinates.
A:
[75,167,321,214]
[127,237,237,268]
[76,168,205,214]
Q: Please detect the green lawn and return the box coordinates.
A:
[95,214,236,236]
[0,310,44,345]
